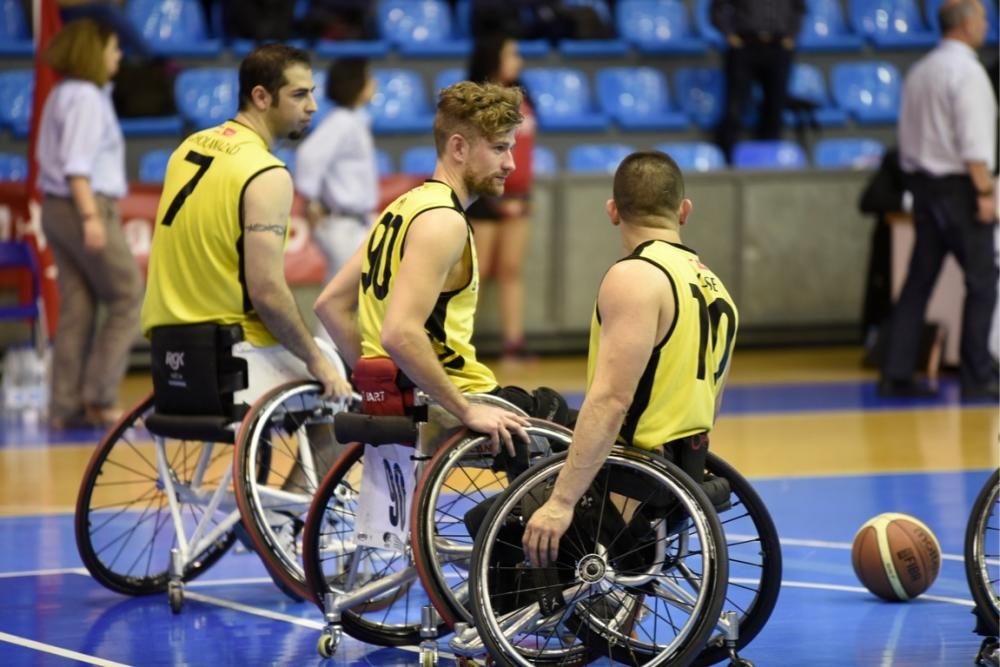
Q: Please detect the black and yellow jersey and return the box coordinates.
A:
[587,239,738,449]
[141,120,287,346]
[358,180,497,393]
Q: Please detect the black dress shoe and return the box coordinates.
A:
[878,378,939,398]
[961,380,1000,402]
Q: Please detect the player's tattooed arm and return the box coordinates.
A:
[246,223,287,237]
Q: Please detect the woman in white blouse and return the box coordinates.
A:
[37,18,142,430]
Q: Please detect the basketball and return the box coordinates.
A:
[851,513,941,601]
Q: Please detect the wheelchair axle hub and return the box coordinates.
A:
[577,554,608,583]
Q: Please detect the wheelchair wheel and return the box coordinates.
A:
[75,394,237,595]
[692,452,782,666]
[233,380,350,602]
[965,469,1000,636]
[468,447,728,667]
[302,442,436,646]
[411,420,573,627]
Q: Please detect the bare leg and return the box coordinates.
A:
[496,215,530,351]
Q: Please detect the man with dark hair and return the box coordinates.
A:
[142,43,351,406]
[523,150,738,567]
[294,58,378,307]
[881,0,997,400]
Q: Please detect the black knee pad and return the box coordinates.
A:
[531,386,572,427]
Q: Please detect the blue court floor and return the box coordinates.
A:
[0,370,996,666]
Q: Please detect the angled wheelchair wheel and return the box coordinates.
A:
[233,380,351,602]
[966,469,1000,636]
[468,447,729,667]
[75,394,237,595]
[411,420,573,627]
[302,442,435,646]
[692,452,782,666]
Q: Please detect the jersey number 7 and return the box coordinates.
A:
[159,150,215,227]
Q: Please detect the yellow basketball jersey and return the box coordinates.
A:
[141,121,287,346]
[358,180,497,393]
[587,240,738,449]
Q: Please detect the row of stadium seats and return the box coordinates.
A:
[1,0,995,58]
[0,61,902,139]
[0,138,886,185]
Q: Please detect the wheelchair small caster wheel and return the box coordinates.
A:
[420,647,437,666]
[729,658,754,667]
[167,582,183,614]
[317,629,340,658]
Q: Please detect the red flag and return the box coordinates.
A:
[19,0,62,338]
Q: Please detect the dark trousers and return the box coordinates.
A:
[717,41,793,161]
[882,174,998,389]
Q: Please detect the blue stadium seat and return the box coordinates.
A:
[785,63,849,127]
[533,145,558,176]
[138,149,173,184]
[813,137,885,169]
[693,0,725,46]
[617,0,707,54]
[378,0,469,57]
[520,68,608,132]
[230,38,312,58]
[559,0,628,57]
[848,0,937,48]
[655,142,726,172]
[126,0,223,57]
[595,67,688,131]
[798,0,865,51]
[433,67,465,94]
[831,61,901,124]
[0,152,28,181]
[315,39,391,58]
[925,0,998,45]
[119,116,185,137]
[400,146,437,175]
[368,68,435,134]
[174,68,238,130]
[566,143,635,173]
[0,70,32,138]
[273,147,296,174]
[375,148,393,175]
[732,140,808,170]
[673,67,724,130]
[0,0,33,56]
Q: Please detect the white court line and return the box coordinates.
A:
[768,579,976,607]
[732,534,966,563]
[0,567,87,579]
[0,631,132,666]
[183,591,324,629]
[185,591,453,658]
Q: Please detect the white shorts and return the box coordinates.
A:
[232,337,346,409]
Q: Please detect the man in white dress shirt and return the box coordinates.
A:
[294,58,378,291]
[881,0,998,400]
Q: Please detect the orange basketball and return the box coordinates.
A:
[851,513,941,601]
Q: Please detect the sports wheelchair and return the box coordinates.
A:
[74,323,352,611]
[300,357,574,663]
[966,469,999,666]
[448,442,781,667]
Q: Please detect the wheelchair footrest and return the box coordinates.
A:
[334,412,418,445]
[145,413,236,443]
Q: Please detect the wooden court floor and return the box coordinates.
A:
[0,346,996,665]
